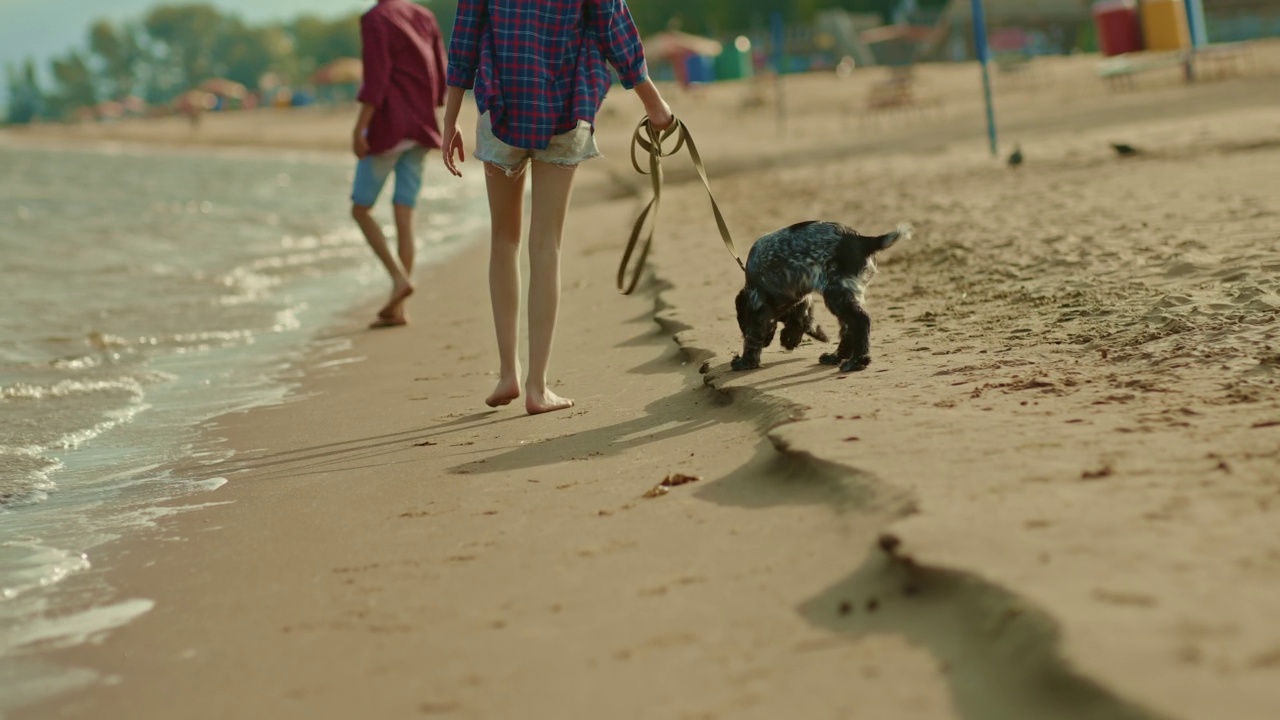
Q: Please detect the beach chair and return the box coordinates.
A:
[866,67,916,110]
[1097,50,1191,90]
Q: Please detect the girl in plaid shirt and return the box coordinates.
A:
[442,0,673,415]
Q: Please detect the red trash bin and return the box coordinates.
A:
[1093,0,1144,57]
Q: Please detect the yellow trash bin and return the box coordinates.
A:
[1140,0,1190,51]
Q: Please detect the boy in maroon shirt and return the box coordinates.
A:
[351,0,446,328]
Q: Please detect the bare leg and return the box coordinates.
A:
[392,203,416,279]
[388,203,417,323]
[484,164,526,407]
[352,204,413,324]
[525,161,577,415]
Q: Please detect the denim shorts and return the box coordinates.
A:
[351,145,427,208]
[475,112,600,175]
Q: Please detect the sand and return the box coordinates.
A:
[7,44,1280,719]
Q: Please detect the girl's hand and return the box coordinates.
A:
[647,100,674,132]
[443,124,466,177]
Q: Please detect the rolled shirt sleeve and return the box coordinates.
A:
[588,0,648,89]
[356,14,393,107]
[432,22,447,106]
[447,0,486,89]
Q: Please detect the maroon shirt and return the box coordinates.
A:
[358,0,447,155]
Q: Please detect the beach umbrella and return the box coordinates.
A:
[858,24,937,45]
[642,31,723,61]
[121,95,148,115]
[95,101,124,120]
[176,89,217,113]
[199,78,248,100]
[312,57,363,86]
[859,24,940,66]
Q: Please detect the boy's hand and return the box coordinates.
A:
[353,129,370,159]
[443,124,466,177]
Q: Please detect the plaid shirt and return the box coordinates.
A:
[446,0,649,150]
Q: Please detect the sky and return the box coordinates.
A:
[0,0,370,73]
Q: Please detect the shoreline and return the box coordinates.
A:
[10,50,1280,718]
[15,208,957,720]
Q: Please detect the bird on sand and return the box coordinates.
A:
[1111,142,1141,157]
[1007,144,1023,168]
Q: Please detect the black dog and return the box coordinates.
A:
[731,221,910,373]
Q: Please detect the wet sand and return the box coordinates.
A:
[10,44,1280,719]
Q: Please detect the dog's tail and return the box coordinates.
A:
[835,223,911,277]
[862,222,913,253]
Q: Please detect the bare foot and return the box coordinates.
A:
[485,376,521,408]
[525,387,574,415]
[379,282,414,319]
[368,314,407,329]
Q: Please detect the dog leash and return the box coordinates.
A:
[617,115,744,295]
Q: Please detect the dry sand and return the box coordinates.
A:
[7,44,1280,719]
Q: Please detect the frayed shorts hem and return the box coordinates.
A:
[474,112,599,177]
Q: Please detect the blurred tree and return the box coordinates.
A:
[811,0,951,24]
[214,20,294,89]
[47,52,97,118]
[416,0,457,39]
[4,60,44,124]
[88,20,148,100]
[290,13,361,79]
[143,4,226,91]
[626,0,951,35]
[11,0,959,123]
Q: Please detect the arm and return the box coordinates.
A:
[352,103,376,158]
[354,16,392,157]
[441,85,468,177]
[586,0,646,89]
[441,0,486,176]
[432,22,448,108]
[631,79,672,131]
[445,0,486,90]
[356,16,393,108]
[587,0,672,129]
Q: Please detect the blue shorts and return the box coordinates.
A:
[351,146,427,208]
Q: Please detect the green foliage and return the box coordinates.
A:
[46,52,97,118]
[4,0,957,123]
[213,20,296,89]
[289,13,361,78]
[144,4,234,94]
[4,60,43,124]
[89,20,147,99]
[625,0,951,35]
[417,1,458,41]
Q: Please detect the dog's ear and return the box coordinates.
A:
[860,223,913,253]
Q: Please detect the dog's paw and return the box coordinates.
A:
[818,352,844,366]
[779,331,804,351]
[839,356,872,373]
[809,325,830,343]
[730,355,759,371]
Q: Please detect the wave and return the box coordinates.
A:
[0,377,145,401]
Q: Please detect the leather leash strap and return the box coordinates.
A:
[617,115,744,295]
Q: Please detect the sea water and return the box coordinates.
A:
[0,141,484,710]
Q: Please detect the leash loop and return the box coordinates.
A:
[617,116,743,295]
